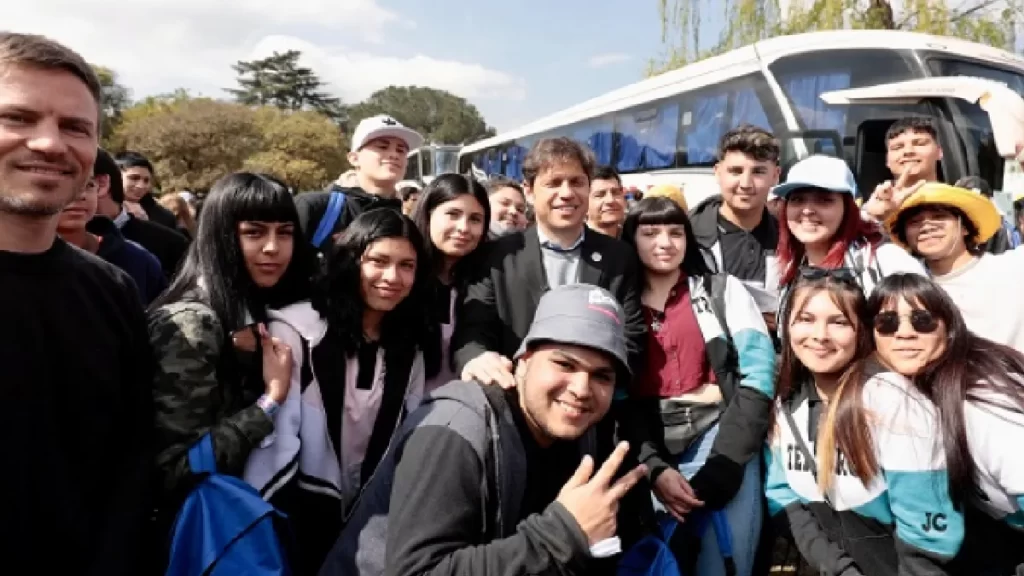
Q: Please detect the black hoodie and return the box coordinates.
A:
[295,185,402,249]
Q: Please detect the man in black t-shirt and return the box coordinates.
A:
[0,32,153,576]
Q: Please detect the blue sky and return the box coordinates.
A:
[8,0,678,133]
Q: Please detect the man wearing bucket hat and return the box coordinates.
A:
[888,182,1024,352]
[322,284,647,576]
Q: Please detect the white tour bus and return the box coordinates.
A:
[458,30,1024,212]
[402,144,462,188]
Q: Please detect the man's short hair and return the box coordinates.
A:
[94,149,124,204]
[0,32,101,106]
[592,165,622,186]
[885,117,938,143]
[398,186,420,201]
[115,151,156,176]
[521,137,596,187]
[484,175,524,197]
[716,124,780,163]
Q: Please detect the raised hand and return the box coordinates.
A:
[556,442,648,545]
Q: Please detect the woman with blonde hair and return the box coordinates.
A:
[158,193,198,239]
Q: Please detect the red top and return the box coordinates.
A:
[635,275,716,398]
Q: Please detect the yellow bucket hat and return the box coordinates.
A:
[886,182,1002,246]
[644,184,687,211]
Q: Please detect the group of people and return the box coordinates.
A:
[4,30,1024,576]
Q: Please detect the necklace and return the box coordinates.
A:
[649,310,666,333]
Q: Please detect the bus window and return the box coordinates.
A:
[571,118,615,166]
[676,74,775,167]
[503,145,527,180]
[770,49,919,136]
[614,102,680,172]
[421,148,435,179]
[405,151,421,182]
[435,148,459,176]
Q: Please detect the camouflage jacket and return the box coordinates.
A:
[148,299,273,500]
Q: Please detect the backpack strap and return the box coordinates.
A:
[187,434,216,475]
[311,191,347,249]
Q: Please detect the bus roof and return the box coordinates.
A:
[462,29,1024,155]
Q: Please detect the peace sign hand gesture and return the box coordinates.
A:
[556,442,647,545]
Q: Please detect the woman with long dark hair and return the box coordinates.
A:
[411,173,490,391]
[765,271,962,576]
[244,208,431,575]
[620,196,776,576]
[148,173,315,556]
[868,273,1024,575]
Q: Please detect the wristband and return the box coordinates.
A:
[257,394,280,418]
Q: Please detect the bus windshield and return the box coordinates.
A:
[434,148,460,176]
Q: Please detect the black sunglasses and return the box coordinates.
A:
[799,266,860,285]
[874,310,939,335]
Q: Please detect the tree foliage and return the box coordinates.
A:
[111,96,346,192]
[244,107,348,190]
[227,50,346,124]
[651,0,1022,73]
[91,65,132,147]
[347,85,496,145]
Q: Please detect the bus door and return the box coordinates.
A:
[820,77,1024,198]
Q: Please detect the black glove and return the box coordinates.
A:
[686,454,744,510]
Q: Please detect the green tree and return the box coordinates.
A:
[245,107,348,190]
[90,65,132,147]
[110,95,348,192]
[347,85,496,146]
[112,98,263,191]
[652,0,1021,74]
[227,50,346,123]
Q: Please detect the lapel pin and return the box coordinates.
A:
[591,252,603,262]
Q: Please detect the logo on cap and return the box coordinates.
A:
[587,289,616,307]
[381,117,398,126]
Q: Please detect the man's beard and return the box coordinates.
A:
[0,188,75,217]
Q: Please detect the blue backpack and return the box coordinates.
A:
[165,435,292,576]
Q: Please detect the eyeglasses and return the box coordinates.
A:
[874,310,939,335]
[798,266,859,285]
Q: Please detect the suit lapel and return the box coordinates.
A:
[522,228,549,309]
[578,232,606,287]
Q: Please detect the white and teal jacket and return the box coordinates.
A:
[626,272,776,509]
[966,388,1024,529]
[765,368,963,576]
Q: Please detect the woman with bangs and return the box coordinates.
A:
[148,173,315,562]
[773,155,924,320]
[411,174,490,392]
[765,270,962,576]
[243,208,431,575]
[868,273,1024,575]
[621,196,776,576]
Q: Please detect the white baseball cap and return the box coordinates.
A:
[350,115,424,152]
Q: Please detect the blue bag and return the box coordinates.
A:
[165,435,292,576]
[618,511,736,576]
[618,517,683,576]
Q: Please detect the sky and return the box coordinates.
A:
[6,0,676,133]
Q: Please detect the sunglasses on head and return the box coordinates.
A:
[874,309,939,335]
[798,266,859,285]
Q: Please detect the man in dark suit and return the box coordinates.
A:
[92,149,188,280]
[453,137,646,391]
